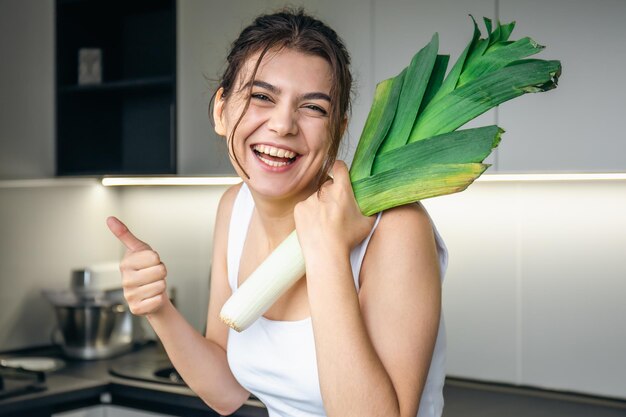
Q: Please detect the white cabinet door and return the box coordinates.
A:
[0,0,55,179]
[178,0,264,175]
[498,0,626,172]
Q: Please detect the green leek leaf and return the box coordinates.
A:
[348,17,562,215]
[353,164,489,216]
[378,33,439,154]
[409,59,561,142]
[350,70,405,182]
[372,126,503,175]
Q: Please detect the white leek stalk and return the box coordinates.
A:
[220,230,304,332]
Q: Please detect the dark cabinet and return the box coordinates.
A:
[55,0,176,176]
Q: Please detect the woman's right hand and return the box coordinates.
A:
[106,216,168,316]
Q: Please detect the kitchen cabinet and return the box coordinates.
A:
[176,0,257,176]
[0,0,55,179]
[7,0,622,179]
[55,0,176,176]
[497,0,626,172]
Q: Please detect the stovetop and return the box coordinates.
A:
[0,365,47,400]
[109,358,185,386]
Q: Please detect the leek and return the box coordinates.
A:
[220,17,561,331]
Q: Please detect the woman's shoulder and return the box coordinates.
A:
[363,203,438,270]
[213,183,243,240]
[377,203,434,237]
[216,183,244,220]
[360,203,440,289]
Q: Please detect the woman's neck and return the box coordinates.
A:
[248,187,311,248]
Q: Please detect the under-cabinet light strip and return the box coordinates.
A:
[477,173,626,182]
[101,177,243,186]
[100,173,626,187]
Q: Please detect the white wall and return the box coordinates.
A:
[0,180,121,350]
[2,178,625,401]
[0,181,226,350]
[115,185,229,331]
[426,179,626,399]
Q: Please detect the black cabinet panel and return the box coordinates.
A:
[56,0,176,176]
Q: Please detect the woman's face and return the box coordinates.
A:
[214,48,334,202]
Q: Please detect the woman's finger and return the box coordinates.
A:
[106,216,151,252]
[121,250,162,271]
[129,294,165,316]
[124,278,166,305]
[122,263,167,288]
[137,279,167,301]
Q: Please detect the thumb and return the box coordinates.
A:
[106,216,151,252]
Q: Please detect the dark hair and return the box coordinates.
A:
[212,7,352,189]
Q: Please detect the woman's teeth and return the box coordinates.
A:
[253,144,297,159]
[252,144,298,167]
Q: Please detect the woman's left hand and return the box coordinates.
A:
[294,160,375,261]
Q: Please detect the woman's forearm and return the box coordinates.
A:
[306,252,402,417]
[146,300,248,415]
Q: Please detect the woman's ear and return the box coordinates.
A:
[213,87,227,136]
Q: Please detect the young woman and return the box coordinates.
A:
[107,8,448,417]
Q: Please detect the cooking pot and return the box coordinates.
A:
[43,286,142,360]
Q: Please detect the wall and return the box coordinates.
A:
[0,181,228,351]
[1,178,625,400]
[115,185,229,331]
[0,180,121,350]
[425,179,626,399]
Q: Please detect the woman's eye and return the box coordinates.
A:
[304,104,328,116]
[251,93,272,102]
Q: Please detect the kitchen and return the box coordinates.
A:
[1,0,625,416]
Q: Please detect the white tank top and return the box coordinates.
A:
[226,184,448,417]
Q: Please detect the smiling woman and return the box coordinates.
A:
[107,8,447,417]
[212,48,335,202]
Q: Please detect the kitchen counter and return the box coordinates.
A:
[0,342,267,417]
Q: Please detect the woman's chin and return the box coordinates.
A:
[246,176,316,203]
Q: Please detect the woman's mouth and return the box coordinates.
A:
[251,144,299,168]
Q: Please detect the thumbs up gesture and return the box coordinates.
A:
[106,216,168,316]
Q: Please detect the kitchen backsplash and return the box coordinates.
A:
[1,178,625,400]
[0,180,228,352]
[0,180,120,350]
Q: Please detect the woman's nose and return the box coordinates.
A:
[267,104,298,136]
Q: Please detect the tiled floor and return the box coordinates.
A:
[442,379,626,417]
